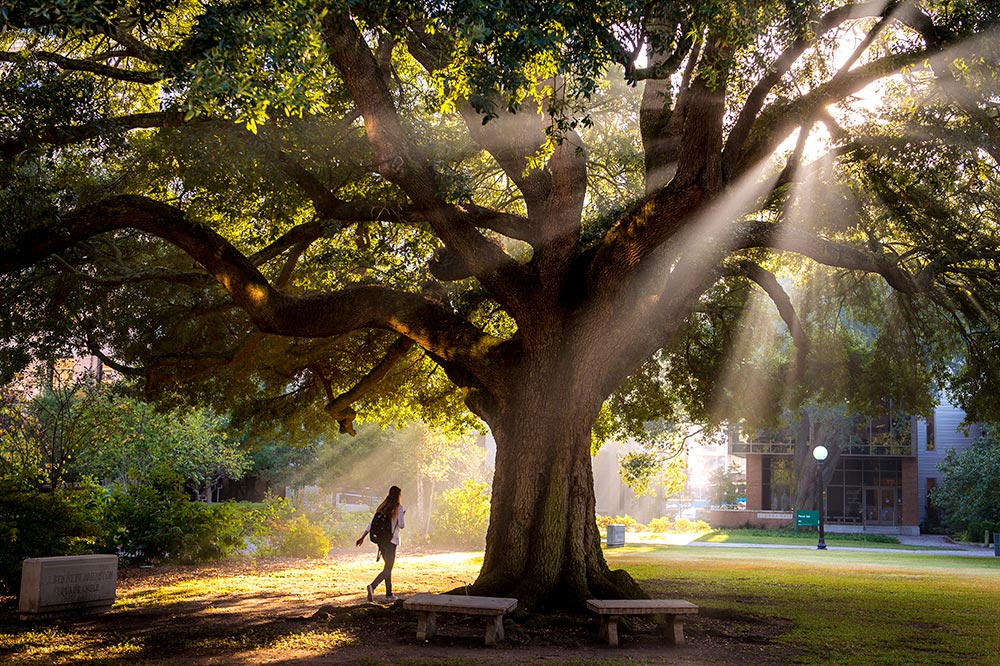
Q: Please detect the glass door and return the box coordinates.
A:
[879,487,897,524]
[864,486,898,525]
[864,487,878,522]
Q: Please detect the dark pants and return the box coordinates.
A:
[370,542,396,595]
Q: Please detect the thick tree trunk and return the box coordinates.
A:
[467,381,646,610]
[792,410,842,510]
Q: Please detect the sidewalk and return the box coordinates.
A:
[623,532,999,557]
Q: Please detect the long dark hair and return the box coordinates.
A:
[376,485,402,519]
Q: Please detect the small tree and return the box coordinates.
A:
[931,433,1000,539]
[709,463,745,508]
[76,387,251,500]
[431,479,491,549]
[0,377,105,489]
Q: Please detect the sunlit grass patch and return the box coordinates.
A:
[0,628,99,657]
[182,626,356,652]
[114,552,488,611]
[606,545,1000,666]
[106,639,145,655]
[0,627,141,665]
[266,628,354,651]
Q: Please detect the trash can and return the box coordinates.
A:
[606,524,625,548]
[994,533,999,557]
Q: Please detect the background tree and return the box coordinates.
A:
[77,387,251,500]
[0,374,104,489]
[709,463,745,508]
[2,1,1000,608]
[612,420,693,501]
[931,431,1000,539]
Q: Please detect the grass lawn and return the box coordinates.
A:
[0,545,997,664]
[609,544,1000,665]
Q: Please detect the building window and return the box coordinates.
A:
[926,412,935,450]
[824,458,902,525]
[762,457,794,511]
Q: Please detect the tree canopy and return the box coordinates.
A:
[932,430,1000,537]
[2,0,1000,607]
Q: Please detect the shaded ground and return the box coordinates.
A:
[0,549,800,665]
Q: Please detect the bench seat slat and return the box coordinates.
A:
[587,599,697,615]
[404,593,517,615]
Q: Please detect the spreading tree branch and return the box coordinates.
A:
[726,259,810,380]
[311,336,415,435]
[320,11,532,313]
[0,50,163,83]
[723,0,943,179]
[1,112,190,159]
[0,195,500,375]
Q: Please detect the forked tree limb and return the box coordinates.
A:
[310,336,415,434]
[726,259,810,380]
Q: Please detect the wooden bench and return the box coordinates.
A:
[587,599,698,647]
[403,593,517,646]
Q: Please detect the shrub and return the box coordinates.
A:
[279,515,331,558]
[237,495,331,558]
[0,482,105,594]
[431,480,490,549]
[595,514,644,532]
[103,477,252,564]
[932,434,1000,538]
[646,517,673,533]
[671,518,711,533]
[174,501,248,563]
[239,495,297,556]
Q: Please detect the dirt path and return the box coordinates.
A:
[2,552,799,664]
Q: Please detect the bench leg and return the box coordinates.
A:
[484,614,504,646]
[665,614,685,645]
[598,615,620,647]
[415,611,437,641]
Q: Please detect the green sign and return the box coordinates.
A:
[795,510,819,527]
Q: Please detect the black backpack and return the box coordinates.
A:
[369,510,393,547]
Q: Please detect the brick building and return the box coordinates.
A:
[719,397,979,535]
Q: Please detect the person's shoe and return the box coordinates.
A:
[385,594,399,602]
[366,585,374,602]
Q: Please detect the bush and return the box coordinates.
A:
[931,434,1000,538]
[671,518,711,533]
[237,495,330,558]
[0,482,105,594]
[646,517,673,533]
[595,514,645,532]
[279,516,331,558]
[431,480,490,548]
[102,477,245,564]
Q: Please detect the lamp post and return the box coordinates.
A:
[813,445,828,550]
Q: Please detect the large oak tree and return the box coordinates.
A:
[3,1,1000,607]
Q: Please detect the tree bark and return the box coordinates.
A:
[792,410,843,510]
[467,361,646,610]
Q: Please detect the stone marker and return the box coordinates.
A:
[19,554,118,619]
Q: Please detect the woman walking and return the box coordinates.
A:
[356,485,405,602]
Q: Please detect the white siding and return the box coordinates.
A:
[916,397,981,524]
